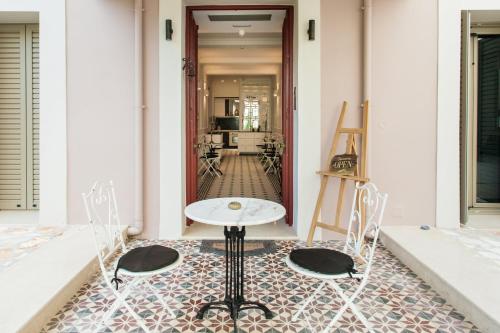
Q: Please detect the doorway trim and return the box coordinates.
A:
[185,4,295,226]
[466,29,500,211]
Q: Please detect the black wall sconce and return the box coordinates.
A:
[165,19,173,40]
[307,19,315,41]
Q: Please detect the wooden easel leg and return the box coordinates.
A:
[334,179,347,228]
[306,176,329,246]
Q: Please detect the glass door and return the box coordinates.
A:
[472,35,500,207]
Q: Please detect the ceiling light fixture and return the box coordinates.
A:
[238,29,246,37]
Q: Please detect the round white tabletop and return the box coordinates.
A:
[185,197,286,227]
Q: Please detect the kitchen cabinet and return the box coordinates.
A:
[238,132,267,154]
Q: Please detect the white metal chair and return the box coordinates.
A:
[263,142,283,174]
[82,181,183,333]
[286,182,388,333]
[198,143,222,178]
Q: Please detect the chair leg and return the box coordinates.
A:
[97,279,150,333]
[96,285,133,333]
[198,162,206,175]
[120,295,151,333]
[207,160,219,177]
[292,280,326,321]
[322,280,374,333]
[145,280,176,318]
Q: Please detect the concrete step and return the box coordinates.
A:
[0,225,126,333]
[381,226,500,333]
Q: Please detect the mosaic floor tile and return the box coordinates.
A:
[42,240,479,333]
[198,153,281,203]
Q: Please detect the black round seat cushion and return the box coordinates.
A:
[118,245,179,273]
[289,248,355,275]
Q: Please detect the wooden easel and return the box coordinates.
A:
[306,101,369,246]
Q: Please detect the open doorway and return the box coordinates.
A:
[184,6,294,238]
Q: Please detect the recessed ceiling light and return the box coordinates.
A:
[238,29,246,37]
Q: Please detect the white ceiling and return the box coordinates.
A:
[470,10,500,24]
[193,10,286,34]
[202,63,281,76]
[199,46,282,64]
[194,10,284,77]
[199,32,282,47]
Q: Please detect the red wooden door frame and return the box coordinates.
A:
[185,10,198,226]
[185,5,294,227]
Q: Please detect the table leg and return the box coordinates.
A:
[196,226,273,328]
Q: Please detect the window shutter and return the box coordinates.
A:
[0,25,26,210]
[27,25,39,209]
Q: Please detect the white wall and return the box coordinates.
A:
[159,0,185,239]
[0,0,67,226]
[295,0,321,240]
[437,0,500,228]
[144,0,160,238]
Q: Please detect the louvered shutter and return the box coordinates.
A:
[26,25,39,209]
[0,25,26,210]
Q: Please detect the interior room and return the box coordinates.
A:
[183,9,296,239]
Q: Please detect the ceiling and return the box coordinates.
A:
[193,10,286,34]
[202,63,281,76]
[194,10,284,76]
[199,46,282,64]
[199,46,282,76]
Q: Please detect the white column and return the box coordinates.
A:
[129,0,144,235]
[38,0,67,226]
[158,0,184,239]
[296,0,321,240]
[436,0,462,228]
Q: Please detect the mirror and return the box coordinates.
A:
[214,97,240,117]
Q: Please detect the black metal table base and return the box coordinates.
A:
[196,226,273,330]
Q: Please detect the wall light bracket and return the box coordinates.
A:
[307,19,315,41]
[166,19,173,40]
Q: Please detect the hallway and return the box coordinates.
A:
[199,152,281,203]
[191,151,293,240]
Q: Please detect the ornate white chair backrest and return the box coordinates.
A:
[344,182,388,272]
[82,181,127,272]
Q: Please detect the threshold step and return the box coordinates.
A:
[381,226,500,333]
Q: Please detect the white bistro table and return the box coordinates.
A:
[185,197,286,330]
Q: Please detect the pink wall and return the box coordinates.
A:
[66,0,437,238]
[67,0,160,238]
[321,0,438,238]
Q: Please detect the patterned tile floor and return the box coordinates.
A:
[42,240,479,333]
[199,152,281,203]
